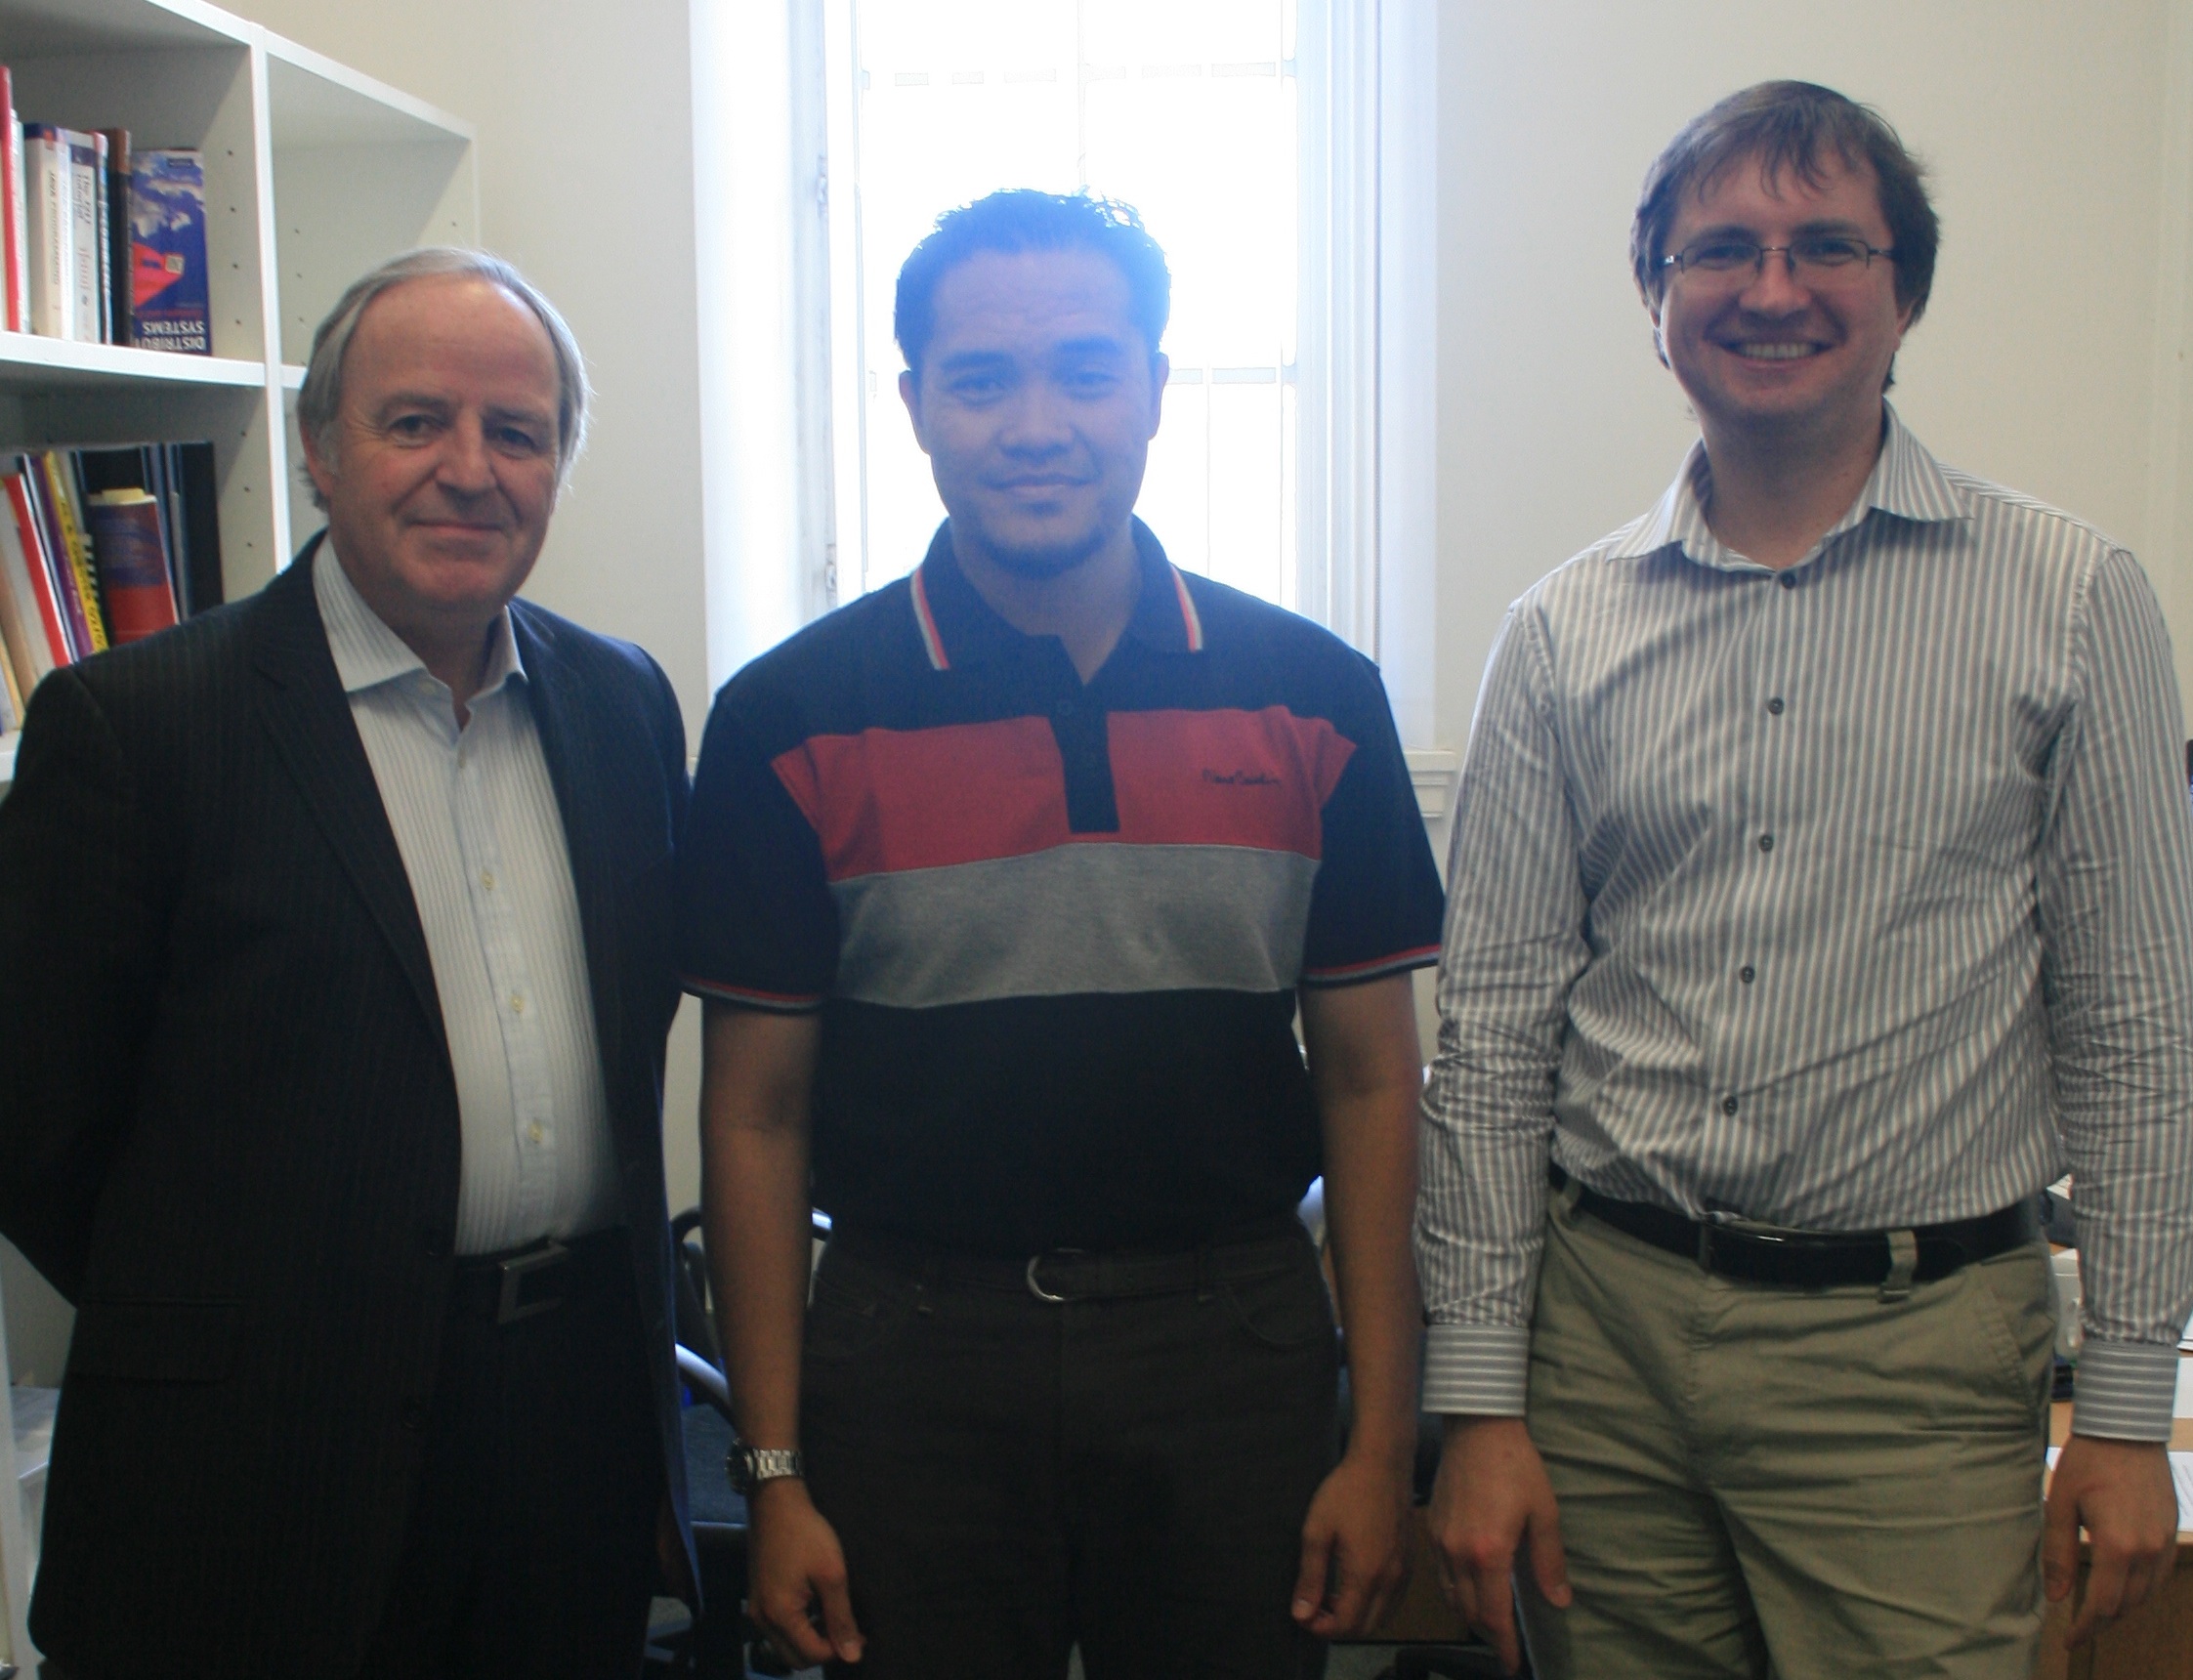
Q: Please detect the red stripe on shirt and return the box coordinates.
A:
[771,707,1355,880]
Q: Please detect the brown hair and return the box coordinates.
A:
[1631,81,1938,325]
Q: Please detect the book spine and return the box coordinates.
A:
[173,441,223,610]
[9,119,25,337]
[129,148,209,355]
[21,124,67,338]
[97,128,129,347]
[0,468,53,686]
[0,616,20,730]
[0,71,20,335]
[36,450,105,654]
[84,490,177,644]
[64,130,99,344]
[7,464,73,665]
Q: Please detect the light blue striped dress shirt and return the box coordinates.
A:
[316,549,617,1255]
[1418,407,2193,1442]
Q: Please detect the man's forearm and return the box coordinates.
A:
[1324,1082,1423,1464]
[702,1122,816,1449]
[697,1005,825,1451]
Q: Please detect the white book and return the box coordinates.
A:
[63,128,99,344]
[21,124,68,338]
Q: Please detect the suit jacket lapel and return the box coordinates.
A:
[513,604,627,1099]
[249,537,445,1049]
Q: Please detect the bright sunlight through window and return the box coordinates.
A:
[832,0,1301,608]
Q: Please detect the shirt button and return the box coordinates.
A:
[1779,573,1797,590]
[510,993,526,1015]
[1757,833,1775,853]
[1057,697,1076,718]
[1740,965,1756,984]
[1721,1096,1740,1115]
[527,1122,545,1144]
[480,870,495,890]
[1766,697,1785,716]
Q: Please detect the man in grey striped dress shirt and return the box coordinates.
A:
[1417,82,2193,1679]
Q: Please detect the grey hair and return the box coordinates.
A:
[295,247,591,510]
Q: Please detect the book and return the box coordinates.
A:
[33,451,105,655]
[4,464,71,666]
[1,72,23,333]
[169,441,223,612]
[84,489,177,644]
[130,148,208,355]
[0,622,19,731]
[0,474,55,687]
[97,128,129,347]
[65,129,102,344]
[21,122,68,338]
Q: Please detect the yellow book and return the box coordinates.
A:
[38,449,107,654]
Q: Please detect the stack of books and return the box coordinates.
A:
[0,443,223,734]
[4,66,210,354]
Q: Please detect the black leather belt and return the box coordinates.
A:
[452,1227,627,1324]
[1549,1163,2037,1288]
[829,1216,1310,1305]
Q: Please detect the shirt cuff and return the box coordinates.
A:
[1422,1323,1532,1416]
[2071,1336,2184,1442]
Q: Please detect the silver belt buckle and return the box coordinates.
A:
[497,1240,569,1324]
[1026,1249,1086,1304]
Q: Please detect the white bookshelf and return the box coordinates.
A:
[0,0,474,1662]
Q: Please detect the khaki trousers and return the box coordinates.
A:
[1518,1190,2055,1680]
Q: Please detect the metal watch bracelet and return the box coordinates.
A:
[726,1444,804,1494]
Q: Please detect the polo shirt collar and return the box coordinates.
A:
[908,516,1205,671]
[1607,401,1968,572]
[314,537,526,700]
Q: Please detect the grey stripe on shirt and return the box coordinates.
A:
[1417,406,2193,1441]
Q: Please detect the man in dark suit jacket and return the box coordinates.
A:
[0,249,693,1678]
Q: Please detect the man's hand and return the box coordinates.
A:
[746,1478,865,1667]
[1291,1446,1412,1637]
[1426,1415,1570,1675]
[2045,1434,2179,1645]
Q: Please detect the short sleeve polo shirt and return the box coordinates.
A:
[679,519,1444,1254]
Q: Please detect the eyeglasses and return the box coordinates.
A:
[1662,234,1897,283]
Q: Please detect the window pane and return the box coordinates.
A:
[848,0,1298,606]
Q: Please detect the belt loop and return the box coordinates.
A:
[1880,1229,1918,1302]
[1549,1166,1584,1225]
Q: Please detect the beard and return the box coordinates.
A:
[956,506,1117,580]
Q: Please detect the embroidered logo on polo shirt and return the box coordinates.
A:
[1202,769,1282,787]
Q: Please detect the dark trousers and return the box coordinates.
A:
[803,1222,1339,1680]
[357,1234,663,1680]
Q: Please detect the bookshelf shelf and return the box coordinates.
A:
[0,2,475,1665]
[0,335,265,392]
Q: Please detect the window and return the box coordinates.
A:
[825,0,1305,609]
[691,0,1424,718]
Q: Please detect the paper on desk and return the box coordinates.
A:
[2045,1447,2193,1531]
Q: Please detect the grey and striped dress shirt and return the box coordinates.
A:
[1418,407,2193,1442]
[316,550,617,1255]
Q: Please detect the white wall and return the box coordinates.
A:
[228,0,713,1215]
[1433,0,2193,758]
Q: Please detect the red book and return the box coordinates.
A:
[21,456,90,658]
[5,464,70,665]
[84,488,177,643]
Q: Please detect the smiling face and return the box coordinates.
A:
[304,274,563,665]
[1651,150,1915,458]
[899,246,1165,579]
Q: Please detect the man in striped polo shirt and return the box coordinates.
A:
[1418,82,2193,1678]
[680,189,1445,1677]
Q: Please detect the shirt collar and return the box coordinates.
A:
[1607,401,1969,571]
[908,516,1205,671]
[313,538,525,700]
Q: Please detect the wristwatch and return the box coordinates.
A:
[726,1443,805,1495]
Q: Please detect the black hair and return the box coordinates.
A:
[894,189,1171,376]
